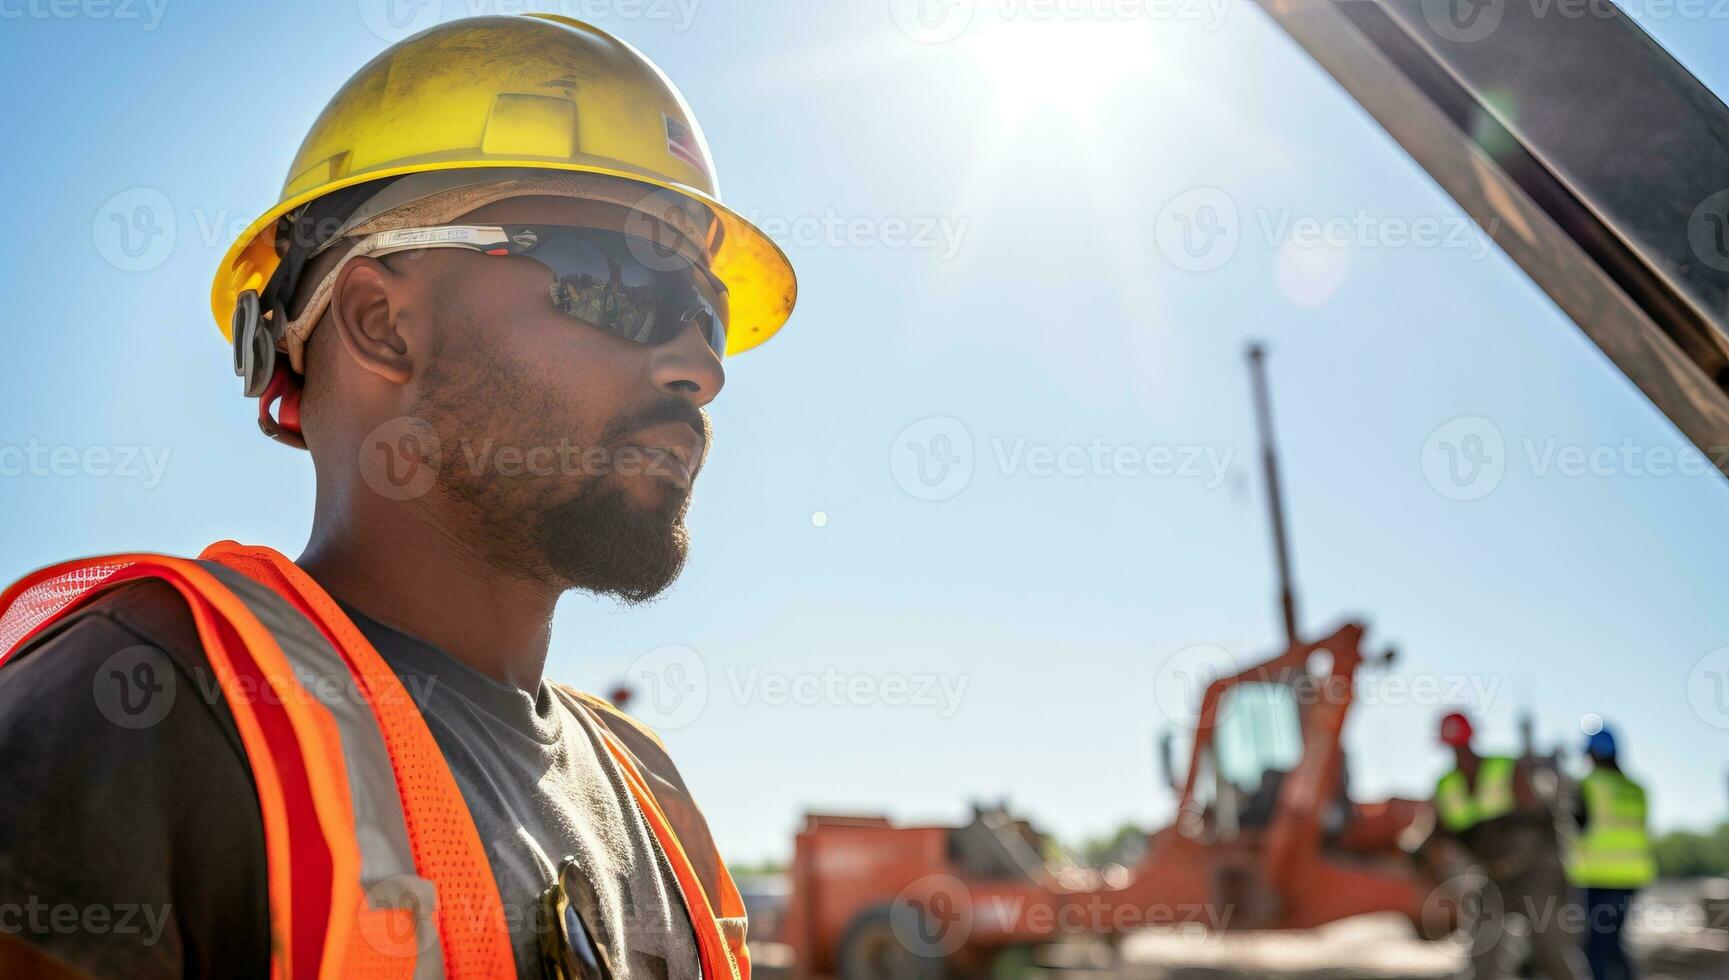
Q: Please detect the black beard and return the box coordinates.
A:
[408,320,707,604]
[535,474,691,604]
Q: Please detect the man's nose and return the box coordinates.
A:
[648,318,726,407]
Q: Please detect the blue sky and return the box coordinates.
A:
[3,1,1728,865]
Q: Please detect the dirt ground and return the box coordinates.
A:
[754,879,1729,979]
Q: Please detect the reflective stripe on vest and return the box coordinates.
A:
[1568,768,1656,889]
[0,543,750,980]
[1435,756,1516,832]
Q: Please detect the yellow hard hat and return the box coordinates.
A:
[211,14,796,358]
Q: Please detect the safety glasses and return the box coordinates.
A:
[342,224,728,357]
[537,855,614,980]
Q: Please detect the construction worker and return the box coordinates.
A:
[1568,724,1655,980]
[1433,711,1586,980]
[0,14,794,980]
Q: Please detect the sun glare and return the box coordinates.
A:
[965,21,1152,127]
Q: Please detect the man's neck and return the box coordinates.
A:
[297,508,560,692]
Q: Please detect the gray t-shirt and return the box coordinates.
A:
[358,599,700,978]
[0,579,701,979]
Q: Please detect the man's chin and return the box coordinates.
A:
[536,479,691,603]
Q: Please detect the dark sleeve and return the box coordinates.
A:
[1574,782,1590,831]
[0,581,271,979]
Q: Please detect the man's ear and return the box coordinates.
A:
[330,255,415,385]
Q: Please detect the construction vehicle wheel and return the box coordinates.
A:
[837,905,951,980]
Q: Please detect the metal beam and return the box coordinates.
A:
[1251,0,1729,477]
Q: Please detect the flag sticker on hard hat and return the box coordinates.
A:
[664,115,708,177]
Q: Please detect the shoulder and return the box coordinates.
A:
[563,686,672,755]
[2,577,207,714]
[0,575,256,817]
[0,578,270,976]
[554,685,727,896]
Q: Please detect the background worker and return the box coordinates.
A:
[1568,724,1656,980]
[1434,711,1587,980]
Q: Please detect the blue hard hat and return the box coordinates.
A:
[1586,725,1618,760]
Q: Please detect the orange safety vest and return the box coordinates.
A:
[0,541,751,980]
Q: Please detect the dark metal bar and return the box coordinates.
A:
[1247,343,1300,650]
[1251,0,1729,478]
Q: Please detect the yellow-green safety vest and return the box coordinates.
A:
[1435,756,1517,832]
[1568,768,1656,889]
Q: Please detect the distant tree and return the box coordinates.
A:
[1074,822,1147,867]
[1652,821,1729,879]
[726,858,789,876]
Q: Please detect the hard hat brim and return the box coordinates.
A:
[211,159,796,357]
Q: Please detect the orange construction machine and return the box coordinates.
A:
[778,346,1454,979]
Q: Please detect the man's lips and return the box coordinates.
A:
[625,421,704,484]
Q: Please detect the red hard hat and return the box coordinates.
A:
[1439,711,1474,747]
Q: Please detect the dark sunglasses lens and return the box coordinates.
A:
[522,229,724,354]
